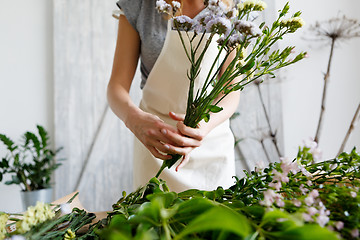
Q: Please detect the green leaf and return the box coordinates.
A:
[173,197,215,223]
[155,154,181,178]
[271,224,338,240]
[24,131,41,157]
[0,134,17,152]
[37,125,49,149]
[208,105,223,113]
[239,59,255,74]
[175,206,251,239]
[202,113,210,123]
[262,209,301,232]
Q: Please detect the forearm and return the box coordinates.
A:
[203,90,240,134]
[107,80,141,127]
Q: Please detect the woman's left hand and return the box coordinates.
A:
[161,112,210,171]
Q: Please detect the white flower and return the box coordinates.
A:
[0,213,9,240]
[238,0,267,11]
[61,203,72,215]
[156,0,172,14]
[16,202,55,234]
[171,1,181,12]
[281,17,305,32]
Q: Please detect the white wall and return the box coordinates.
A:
[0,0,359,212]
[275,0,360,159]
[0,0,53,212]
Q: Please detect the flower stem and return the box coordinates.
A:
[314,37,336,144]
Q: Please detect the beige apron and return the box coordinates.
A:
[133,21,235,192]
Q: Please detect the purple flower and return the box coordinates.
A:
[234,20,262,37]
[173,15,195,31]
[206,16,232,35]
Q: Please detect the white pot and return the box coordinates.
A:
[20,188,53,209]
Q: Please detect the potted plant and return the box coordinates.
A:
[0,125,62,209]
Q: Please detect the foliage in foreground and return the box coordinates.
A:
[1,144,360,239]
[98,144,360,240]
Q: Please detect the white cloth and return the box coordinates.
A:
[133,21,236,192]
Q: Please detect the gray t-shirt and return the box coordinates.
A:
[116,0,167,88]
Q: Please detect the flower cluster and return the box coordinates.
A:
[157,0,271,50]
[238,0,267,12]
[64,229,76,240]
[280,17,305,33]
[0,213,9,240]
[16,202,55,234]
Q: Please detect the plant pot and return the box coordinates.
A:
[21,188,53,209]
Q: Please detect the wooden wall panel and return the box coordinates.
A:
[54,0,141,211]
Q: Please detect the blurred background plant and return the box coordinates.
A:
[0,125,62,192]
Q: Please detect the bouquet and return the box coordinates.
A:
[155,0,307,176]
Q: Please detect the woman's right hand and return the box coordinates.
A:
[125,108,178,160]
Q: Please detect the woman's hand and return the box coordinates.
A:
[125,109,181,161]
[161,112,211,171]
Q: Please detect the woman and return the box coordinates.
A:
[108,0,240,192]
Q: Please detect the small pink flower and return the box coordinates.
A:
[304,196,315,206]
[269,181,282,191]
[276,199,285,208]
[306,180,313,186]
[309,190,319,198]
[307,207,318,216]
[351,229,359,238]
[302,213,313,222]
[300,184,309,195]
[335,221,344,230]
[317,215,329,227]
[255,161,265,172]
[350,191,357,198]
[293,199,302,207]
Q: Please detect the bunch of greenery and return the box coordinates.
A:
[0,193,99,240]
[1,146,359,239]
[155,0,307,175]
[97,145,360,240]
[0,125,62,191]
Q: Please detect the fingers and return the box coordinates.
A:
[147,146,172,161]
[176,122,205,141]
[161,128,202,148]
[169,111,185,121]
[176,154,190,171]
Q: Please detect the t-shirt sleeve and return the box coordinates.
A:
[116,0,141,31]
